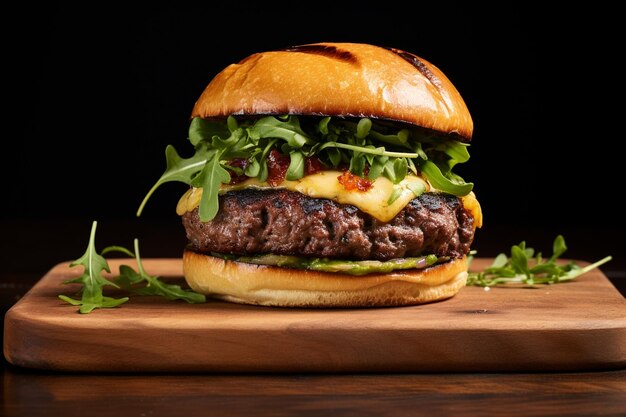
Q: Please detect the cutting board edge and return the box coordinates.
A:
[5,304,626,372]
[4,257,626,373]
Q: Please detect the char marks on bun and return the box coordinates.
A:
[191,42,473,141]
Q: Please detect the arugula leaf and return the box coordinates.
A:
[189,117,231,146]
[356,118,372,139]
[258,158,269,182]
[349,152,366,177]
[137,144,208,216]
[58,221,128,313]
[139,115,476,222]
[210,128,245,151]
[102,245,135,257]
[59,223,206,314]
[419,160,473,196]
[226,115,238,133]
[327,147,342,167]
[367,155,388,180]
[407,181,426,198]
[368,128,412,150]
[392,158,408,184]
[387,187,403,205]
[243,156,260,177]
[286,151,304,180]
[190,150,230,222]
[436,141,470,164]
[467,235,612,287]
[550,234,567,262]
[115,264,145,288]
[115,240,206,304]
[413,142,428,160]
[248,116,312,148]
[319,141,418,159]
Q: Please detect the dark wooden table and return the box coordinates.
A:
[2,368,626,417]
[2,221,625,416]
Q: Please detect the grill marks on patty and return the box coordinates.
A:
[182,189,475,261]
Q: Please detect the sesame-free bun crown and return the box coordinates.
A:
[191,42,473,141]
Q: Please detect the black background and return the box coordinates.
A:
[2,4,624,281]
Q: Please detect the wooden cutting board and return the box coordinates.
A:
[4,258,626,372]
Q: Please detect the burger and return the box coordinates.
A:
[138,42,482,307]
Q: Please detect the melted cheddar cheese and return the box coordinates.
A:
[176,170,482,227]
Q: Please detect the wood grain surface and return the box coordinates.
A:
[4,258,626,372]
[3,369,626,417]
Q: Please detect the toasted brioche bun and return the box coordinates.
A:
[191,42,473,141]
[183,249,468,307]
[183,43,474,308]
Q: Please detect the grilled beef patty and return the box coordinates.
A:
[182,189,475,261]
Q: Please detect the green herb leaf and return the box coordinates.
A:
[137,145,208,216]
[318,117,331,135]
[383,158,409,184]
[387,187,403,205]
[437,141,470,164]
[407,181,426,198]
[368,155,388,180]
[327,147,342,167]
[58,221,128,313]
[190,150,230,222]
[140,115,476,222]
[380,159,394,183]
[356,118,372,139]
[101,245,135,257]
[226,115,238,132]
[510,245,531,281]
[414,142,428,160]
[115,264,145,288]
[550,234,567,262]
[286,151,305,180]
[248,116,312,148]
[244,157,261,177]
[210,128,245,151]
[368,129,411,150]
[189,117,231,146]
[59,223,206,313]
[258,159,269,182]
[391,157,408,184]
[491,253,509,269]
[349,153,366,177]
[320,141,418,159]
[419,160,473,196]
[467,235,612,287]
[115,240,205,304]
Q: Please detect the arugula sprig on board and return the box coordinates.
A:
[59,221,205,313]
[137,115,474,222]
[467,235,612,287]
[113,239,205,304]
[58,221,128,313]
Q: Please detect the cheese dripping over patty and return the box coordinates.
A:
[176,170,482,227]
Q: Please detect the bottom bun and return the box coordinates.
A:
[183,249,468,307]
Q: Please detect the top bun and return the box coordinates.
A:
[191,42,473,141]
